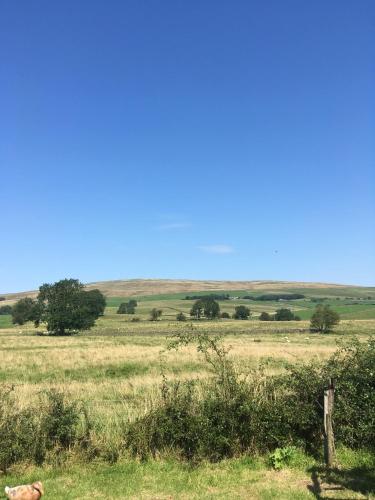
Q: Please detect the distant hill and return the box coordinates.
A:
[2,279,374,304]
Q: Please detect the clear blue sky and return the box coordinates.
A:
[1,0,374,293]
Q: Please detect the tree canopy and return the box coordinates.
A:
[190,298,220,320]
[310,304,340,332]
[117,300,137,314]
[12,279,106,335]
[233,305,251,320]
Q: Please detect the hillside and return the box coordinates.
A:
[2,278,374,303]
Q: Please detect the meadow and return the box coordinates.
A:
[1,281,374,498]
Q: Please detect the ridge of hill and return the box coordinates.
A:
[2,279,374,304]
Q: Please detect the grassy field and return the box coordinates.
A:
[1,281,374,498]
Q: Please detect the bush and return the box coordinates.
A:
[150,308,162,321]
[117,301,137,314]
[0,305,12,315]
[176,312,187,321]
[126,333,375,462]
[0,386,38,473]
[274,308,296,321]
[269,446,298,470]
[220,312,230,319]
[259,311,272,321]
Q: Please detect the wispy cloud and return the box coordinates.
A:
[155,222,192,231]
[198,244,234,254]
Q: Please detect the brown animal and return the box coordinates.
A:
[4,482,44,500]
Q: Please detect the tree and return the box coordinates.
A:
[83,289,106,317]
[310,304,340,333]
[0,305,12,315]
[12,298,37,325]
[150,308,162,321]
[117,301,136,314]
[176,312,187,321]
[202,298,220,319]
[190,298,220,320]
[259,311,272,321]
[33,279,106,335]
[233,305,251,320]
[190,300,204,319]
[274,308,295,321]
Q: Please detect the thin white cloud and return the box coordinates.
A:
[155,222,192,230]
[198,244,234,254]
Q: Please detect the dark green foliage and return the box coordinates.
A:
[39,390,81,450]
[185,294,230,301]
[233,305,251,320]
[274,308,296,321]
[190,300,204,319]
[83,289,106,317]
[12,297,38,325]
[0,297,5,301]
[117,301,136,314]
[259,311,272,321]
[34,279,105,335]
[176,312,187,321]
[220,312,230,319]
[126,333,375,462]
[0,386,38,473]
[190,298,220,320]
[310,304,340,332]
[0,305,12,315]
[243,294,305,301]
[150,308,162,321]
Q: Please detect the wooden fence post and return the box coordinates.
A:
[324,378,336,468]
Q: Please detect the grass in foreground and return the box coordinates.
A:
[1,448,374,499]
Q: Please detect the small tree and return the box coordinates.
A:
[12,298,38,325]
[233,305,251,320]
[0,305,12,315]
[190,300,204,319]
[150,308,162,321]
[117,302,136,314]
[274,308,295,321]
[259,311,272,321]
[310,304,340,333]
[176,312,187,321]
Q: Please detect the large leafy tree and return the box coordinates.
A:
[233,305,251,320]
[310,304,340,333]
[24,279,106,335]
[190,298,220,320]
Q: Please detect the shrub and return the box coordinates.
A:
[259,311,272,321]
[150,308,162,321]
[117,301,137,314]
[274,308,296,321]
[269,446,298,470]
[125,332,375,462]
[0,386,38,473]
[176,312,187,321]
[0,305,12,315]
[220,312,230,319]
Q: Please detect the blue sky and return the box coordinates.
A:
[1,0,374,293]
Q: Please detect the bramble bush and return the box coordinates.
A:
[126,332,375,461]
